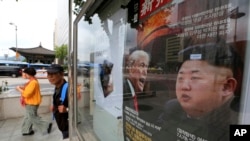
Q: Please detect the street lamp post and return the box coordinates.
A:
[9,22,18,61]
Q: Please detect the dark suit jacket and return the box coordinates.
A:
[153,98,239,141]
[123,78,137,110]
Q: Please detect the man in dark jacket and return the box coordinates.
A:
[123,50,151,141]
[47,64,69,139]
[153,39,243,141]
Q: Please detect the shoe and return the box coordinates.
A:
[22,130,35,136]
[47,123,52,134]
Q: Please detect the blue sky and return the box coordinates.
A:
[0,0,57,58]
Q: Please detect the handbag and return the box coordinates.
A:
[20,96,25,107]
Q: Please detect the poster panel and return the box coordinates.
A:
[123,0,248,141]
[92,11,126,118]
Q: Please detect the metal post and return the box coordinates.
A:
[15,25,18,60]
[230,7,245,44]
[9,22,18,61]
[234,8,238,43]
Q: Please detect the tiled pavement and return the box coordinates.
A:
[0,112,68,141]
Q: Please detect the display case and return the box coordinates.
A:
[71,0,250,140]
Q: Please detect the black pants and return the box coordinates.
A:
[62,131,69,139]
[54,112,69,139]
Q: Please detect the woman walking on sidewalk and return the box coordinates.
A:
[16,67,52,136]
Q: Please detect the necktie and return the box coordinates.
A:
[134,95,138,112]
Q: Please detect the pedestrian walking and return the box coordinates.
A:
[16,67,52,136]
[47,64,69,139]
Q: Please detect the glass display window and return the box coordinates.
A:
[72,0,250,140]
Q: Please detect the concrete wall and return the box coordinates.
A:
[0,93,53,120]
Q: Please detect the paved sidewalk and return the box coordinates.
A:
[0,112,66,141]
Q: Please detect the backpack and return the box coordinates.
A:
[52,82,68,120]
[60,82,68,103]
